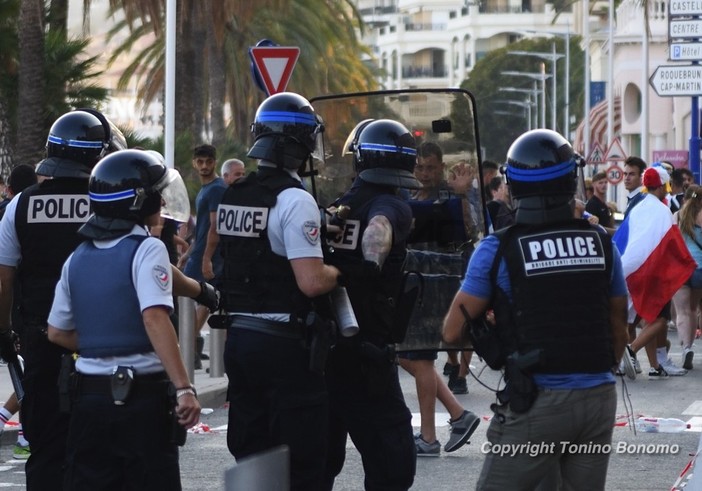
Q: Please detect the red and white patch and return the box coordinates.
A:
[303,220,320,245]
[153,265,170,291]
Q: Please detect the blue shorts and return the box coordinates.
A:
[398,351,438,361]
[689,268,702,289]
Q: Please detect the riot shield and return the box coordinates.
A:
[309,89,485,352]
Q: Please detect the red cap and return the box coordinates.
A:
[643,166,669,189]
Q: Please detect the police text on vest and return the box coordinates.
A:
[519,230,606,276]
[216,204,268,237]
[28,195,90,223]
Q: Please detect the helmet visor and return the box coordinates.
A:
[156,169,190,222]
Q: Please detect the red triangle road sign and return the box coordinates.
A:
[250,47,300,96]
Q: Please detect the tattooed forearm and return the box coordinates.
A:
[362,215,393,268]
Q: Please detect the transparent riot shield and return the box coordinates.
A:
[309,89,486,353]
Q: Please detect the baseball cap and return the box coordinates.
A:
[643,166,670,189]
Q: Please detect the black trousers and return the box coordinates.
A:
[224,326,328,491]
[63,378,180,491]
[22,326,71,491]
[323,343,416,491]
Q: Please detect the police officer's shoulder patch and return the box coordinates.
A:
[152,264,171,291]
[303,220,320,245]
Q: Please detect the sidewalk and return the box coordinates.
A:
[0,332,229,447]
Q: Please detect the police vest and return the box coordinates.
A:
[14,178,90,324]
[68,235,153,358]
[330,183,408,345]
[497,220,615,373]
[217,169,311,316]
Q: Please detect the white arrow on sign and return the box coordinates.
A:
[669,19,702,39]
[670,42,702,61]
[649,64,702,96]
[670,0,702,16]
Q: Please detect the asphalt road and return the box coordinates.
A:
[0,329,699,490]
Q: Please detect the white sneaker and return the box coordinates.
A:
[661,357,687,376]
[632,357,642,374]
[618,345,637,380]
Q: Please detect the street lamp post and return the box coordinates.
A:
[499,87,540,129]
[523,26,571,138]
[507,47,564,131]
[501,70,551,128]
[494,99,533,130]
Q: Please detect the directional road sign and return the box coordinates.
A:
[250,46,300,96]
[670,0,702,16]
[670,42,702,61]
[649,64,702,96]
[669,19,702,40]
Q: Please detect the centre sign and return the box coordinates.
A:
[649,65,702,96]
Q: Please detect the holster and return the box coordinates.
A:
[305,312,335,375]
[504,350,543,413]
[58,354,76,413]
[167,383,187,446]
[359,342,396,397]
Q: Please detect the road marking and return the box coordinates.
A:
[411,412,450,428]
[683,401,702,415]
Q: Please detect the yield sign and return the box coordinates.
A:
[250,46,300,96]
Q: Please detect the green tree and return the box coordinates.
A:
[461,36,584,162]
[107,0,376,146]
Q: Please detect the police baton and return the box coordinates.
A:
[7,356,24,403]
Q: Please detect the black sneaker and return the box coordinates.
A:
[444,410,480,452]
[415,434,440,457]
[449,376,468,395]
[683,348,694,370]
[648,365,669,380]
[443,362,457,376]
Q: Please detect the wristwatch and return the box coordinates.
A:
[176,386,197,399]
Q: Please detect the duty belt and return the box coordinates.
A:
[76,371,169,395]
[229,315,303,340]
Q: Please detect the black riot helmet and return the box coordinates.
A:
[247,92,324,170]
[347,119,421,189]
[88,149,189,223]
[503,129,581,224]
[39,109,127,178]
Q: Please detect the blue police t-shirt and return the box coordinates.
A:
[461,233,627,389]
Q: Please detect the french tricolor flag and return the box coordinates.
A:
[613,194,696,322]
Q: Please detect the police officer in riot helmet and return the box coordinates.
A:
[0,109,213,490]
[322,119,419,490]
[443,129,628,490]
[46,149,199,489]
[217,92,341,491]
[0,108,125,489]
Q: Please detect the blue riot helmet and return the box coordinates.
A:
[247,92,324,170]
[504,129,581,224]
[347,119,421,189]
[88,149,189,223]
[38,109,127,178]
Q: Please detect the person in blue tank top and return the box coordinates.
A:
[443,130,628,491]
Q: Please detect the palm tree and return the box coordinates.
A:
[15,0,45,167]
[107,0,376,147]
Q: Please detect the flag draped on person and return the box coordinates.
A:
[613,193,695,322]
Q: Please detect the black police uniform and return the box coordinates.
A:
[12,177,89,489]
[219,167,329,491]
[323,179,416,491]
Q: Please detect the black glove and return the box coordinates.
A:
[0,329,18,364]
[194,281,219,313]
